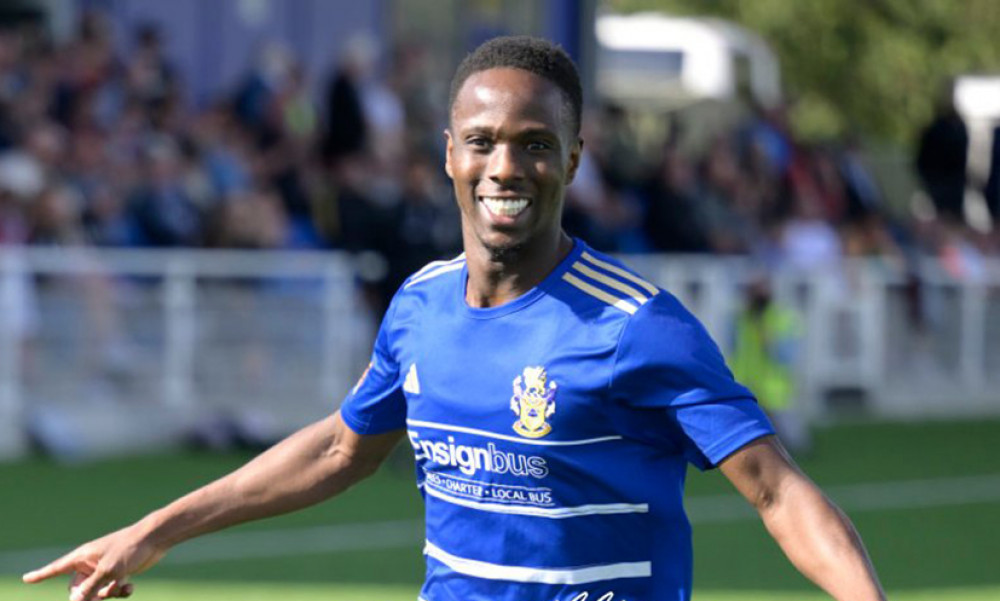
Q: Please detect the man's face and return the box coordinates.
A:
[445,67,581,260]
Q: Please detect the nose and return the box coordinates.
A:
[486,143,524,184]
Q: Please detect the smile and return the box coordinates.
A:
[480,196,531,218]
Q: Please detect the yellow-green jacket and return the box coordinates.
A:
[730,304,801,411]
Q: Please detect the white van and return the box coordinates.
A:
[595,12,782,109]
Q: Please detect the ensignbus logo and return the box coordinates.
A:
[407,431,549,478]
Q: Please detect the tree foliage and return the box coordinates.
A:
[607,0,1000,145]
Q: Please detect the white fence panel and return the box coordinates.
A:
[0,248,370,460]
[1,248,998,461]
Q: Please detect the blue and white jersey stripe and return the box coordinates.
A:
[424,540,652,585]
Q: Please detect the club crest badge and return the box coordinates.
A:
[510,366,557,438]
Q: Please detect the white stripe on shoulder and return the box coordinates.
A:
[562,272,638,315]
[406,419,622,446]
[423,484,649,519]
[424,541,651,585]
[405,257,466,288]
[413,253,466,276]
[571,261,651,305]
[580,251,659,296]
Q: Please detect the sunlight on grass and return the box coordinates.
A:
[696,588,1000,601]
[4,578,419,601]
[7,579,1000,601]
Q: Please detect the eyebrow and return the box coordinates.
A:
[458,124,560,139]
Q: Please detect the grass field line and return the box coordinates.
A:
[2,472,999,573]
[687,472,1000,523]
[0,520,426,575]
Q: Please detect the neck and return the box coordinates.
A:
[465,231,573,308]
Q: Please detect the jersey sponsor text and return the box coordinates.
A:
[408,431,549,478]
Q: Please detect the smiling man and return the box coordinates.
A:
[23,37,885,601]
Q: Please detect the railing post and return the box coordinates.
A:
[701,260,733,347]
[322,257,356,405]
[959,279,987,391]
[857,263,885,389]
[163,256,197,410]
[802,271,829,423]
[0,249,27,458]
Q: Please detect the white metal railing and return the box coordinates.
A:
[627,254,1000,422]
[0,247,371,459]
[1,247,998,460]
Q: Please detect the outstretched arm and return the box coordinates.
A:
[719,435,886,601]
[22,411,403,601]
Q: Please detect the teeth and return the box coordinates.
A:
[481,197,530,217]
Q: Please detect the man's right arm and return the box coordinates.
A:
[22,411,403,601]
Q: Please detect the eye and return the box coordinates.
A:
[526,139,553,152]
[465,136,492,150]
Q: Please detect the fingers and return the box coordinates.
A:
[22,553,79,583]
[69,568,114,601]
[67,572,133,600]
[96,578,132,599]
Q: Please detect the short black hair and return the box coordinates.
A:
[449,35,582,136]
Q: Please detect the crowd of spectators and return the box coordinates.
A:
[567,99,999,284]
[1,13,997,318]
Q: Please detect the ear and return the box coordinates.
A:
[443,129,454,179]
[565,137,583,185]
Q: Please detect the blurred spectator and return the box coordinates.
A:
[354,41,406,169]
[916,91,969,223]
[779,189,843,273]
[124,24,177,110]
[190,102,254,198]
[128,136,201,246]
[744,103,793,178]
[590,103,643,189]
[56,10,120,130]
[641,144,709,252]
[0,10,990,329]
[729,274,811,455]
[929,217,986,282]
[234,41,293,135]
[322,40,369,161]
[839,135,884,222]
[0,156,36,243]
[986,125,1000,223]
[83,181,134,246]
[329,154,396,309]
[697,137,757,254]
[390,39,444,157]
[269,62,318,144]
[564,144,645,252]
[211,187,289,250]
[382,154,461,295]
[29,184,86,245]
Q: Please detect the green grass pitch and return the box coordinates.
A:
[1,419,998,601]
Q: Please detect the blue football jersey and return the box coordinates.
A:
[341,239,774,601]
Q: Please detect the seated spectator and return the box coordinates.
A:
[128,136,201,246]
[641,144,710,253]
[779,192,843,274]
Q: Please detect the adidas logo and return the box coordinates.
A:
[403,364,421,394]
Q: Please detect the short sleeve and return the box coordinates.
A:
[610,293,773,469]
[339,301,407,435]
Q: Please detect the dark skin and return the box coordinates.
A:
[24,66,884,601]
[445,67,581,308]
